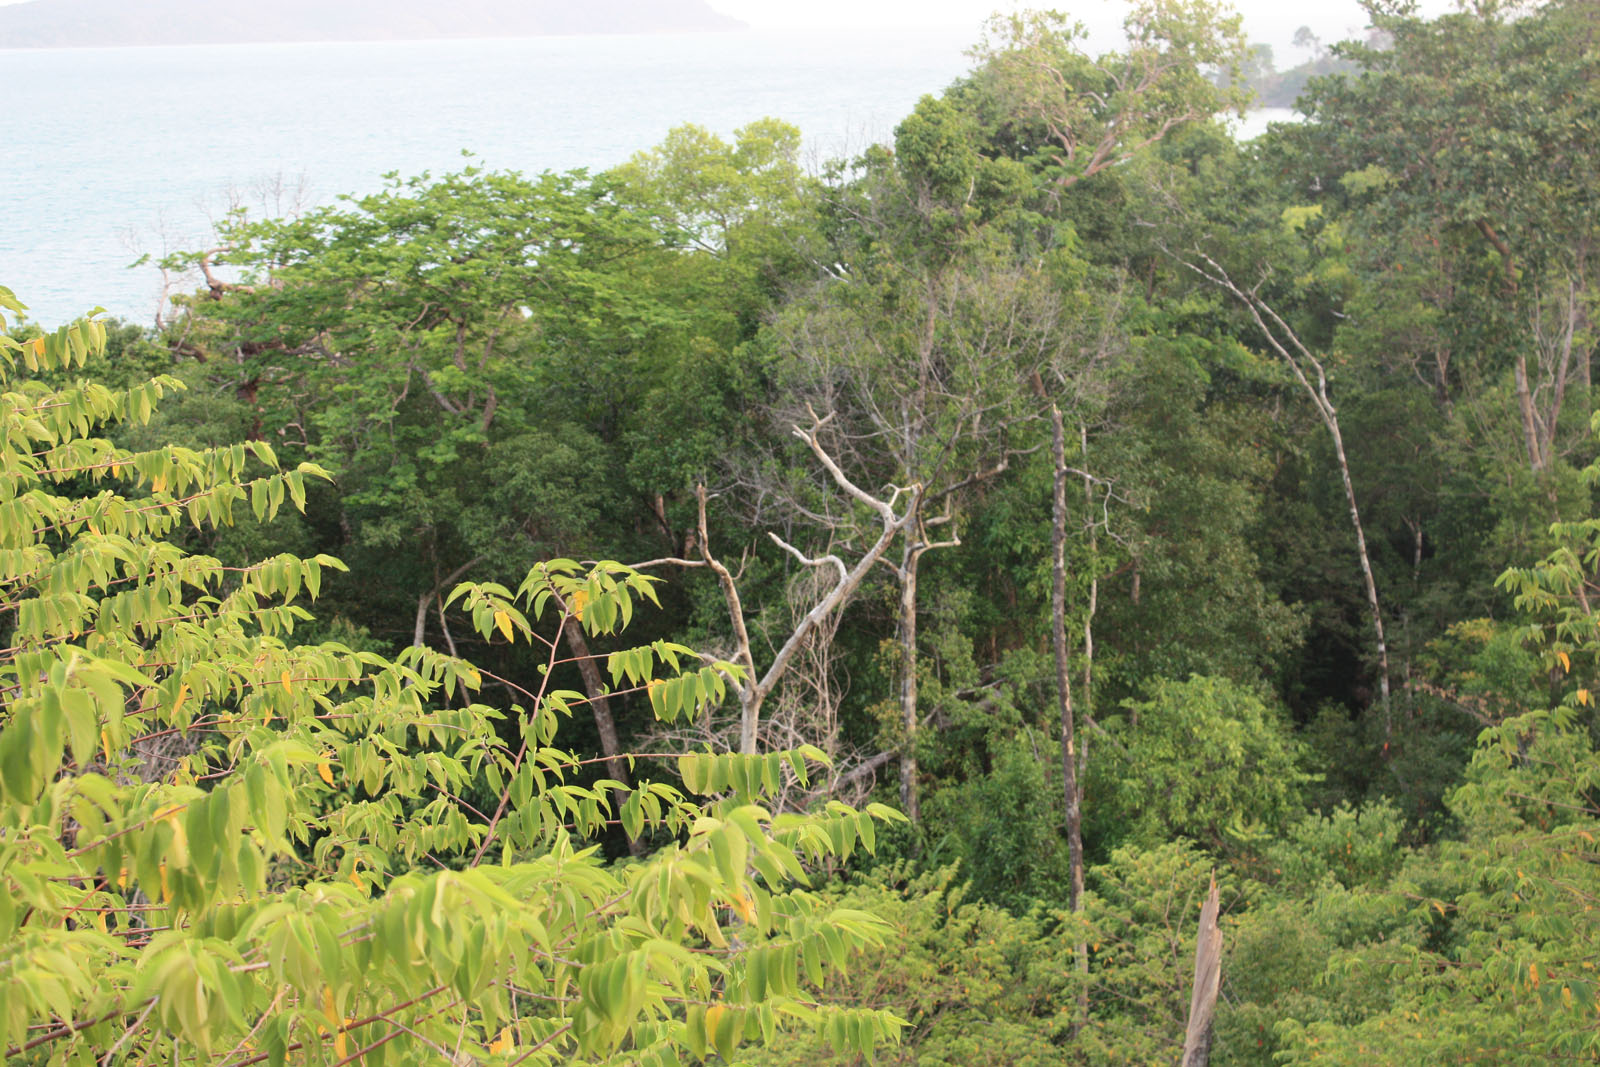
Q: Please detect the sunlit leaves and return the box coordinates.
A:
[0,286,904,1064]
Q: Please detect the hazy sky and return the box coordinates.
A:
[707,0,1459,54]
[0,0,1460,57]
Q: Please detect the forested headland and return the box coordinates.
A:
[6,0,1600,1063]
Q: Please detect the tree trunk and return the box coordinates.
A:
[411,555,484,650]
[1323,412,1393,731]
[561,615,642,856]
[898,544,922,824]
[1079,421,1097,794]
[1514,351,1547,472]
[1177,252,1393,731]
[1051,404,1089,1034]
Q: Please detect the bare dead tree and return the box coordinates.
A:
[770,261,1068,820]
[635,412,923,757]
[1521,263,1594,474]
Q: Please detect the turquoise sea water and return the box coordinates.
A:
[2,28,975,324]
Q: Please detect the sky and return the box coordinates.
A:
[705,0,1459,56]
[0,0,1460,58]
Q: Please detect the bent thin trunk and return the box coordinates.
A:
[1177,252,1392,728]
[1324,413,1393,730]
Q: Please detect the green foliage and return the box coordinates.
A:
[922,732,1071,911]
[19,3,1600,1061]
[967,1,1249,189]
[1093,675,1307,850]
[1072,841,1228,1065]
[1260,801,1406,892]
[739,865,1074,1066]
[0,287,905,1064]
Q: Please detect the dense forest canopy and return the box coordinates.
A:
[7,0,1600,1063]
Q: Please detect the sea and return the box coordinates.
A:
[0,29,1296,326]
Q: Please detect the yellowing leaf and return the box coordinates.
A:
[322,987,340,1029]
[1531,963,1542,989]
[171,683,189,719]
[318,759,335,787]
[571,588,588,622]
[158,860,171,903]
[151,472,167,494]
[494,609,513,642]
[489,1027,514,1054]
[1580,688,1592,707]
[280,670,294,694]
[730,889,756,924]
[1558,650,1572,672]
[1564,985,1575,1009]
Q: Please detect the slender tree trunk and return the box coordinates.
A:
[412,555,484,650]
[1324,413,1393,732]
[898,544,922,824]
[1514,352,1547,472]
[561,615,642,856]
[1051,404,1089,1035]
[1079,421,1097,792]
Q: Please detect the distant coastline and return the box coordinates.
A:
[0,0,746,49]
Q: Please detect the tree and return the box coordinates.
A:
[635,437,924,760]
[965,0,1249,192]
[1093,675,1307,850]
[160,165,702,828]
[1297,0,1600,486]
[766,94,1064,822]
[0,283,905,1064]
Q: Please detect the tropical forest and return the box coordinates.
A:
[5,0,1600,1063]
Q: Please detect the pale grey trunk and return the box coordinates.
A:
[1051,404,1089,1035]
[1179,253,1393,729]
[1324,413,1393,729]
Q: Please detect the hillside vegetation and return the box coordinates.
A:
[6,1,1600,1063]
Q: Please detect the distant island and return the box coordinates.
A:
[0,0,746,48]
